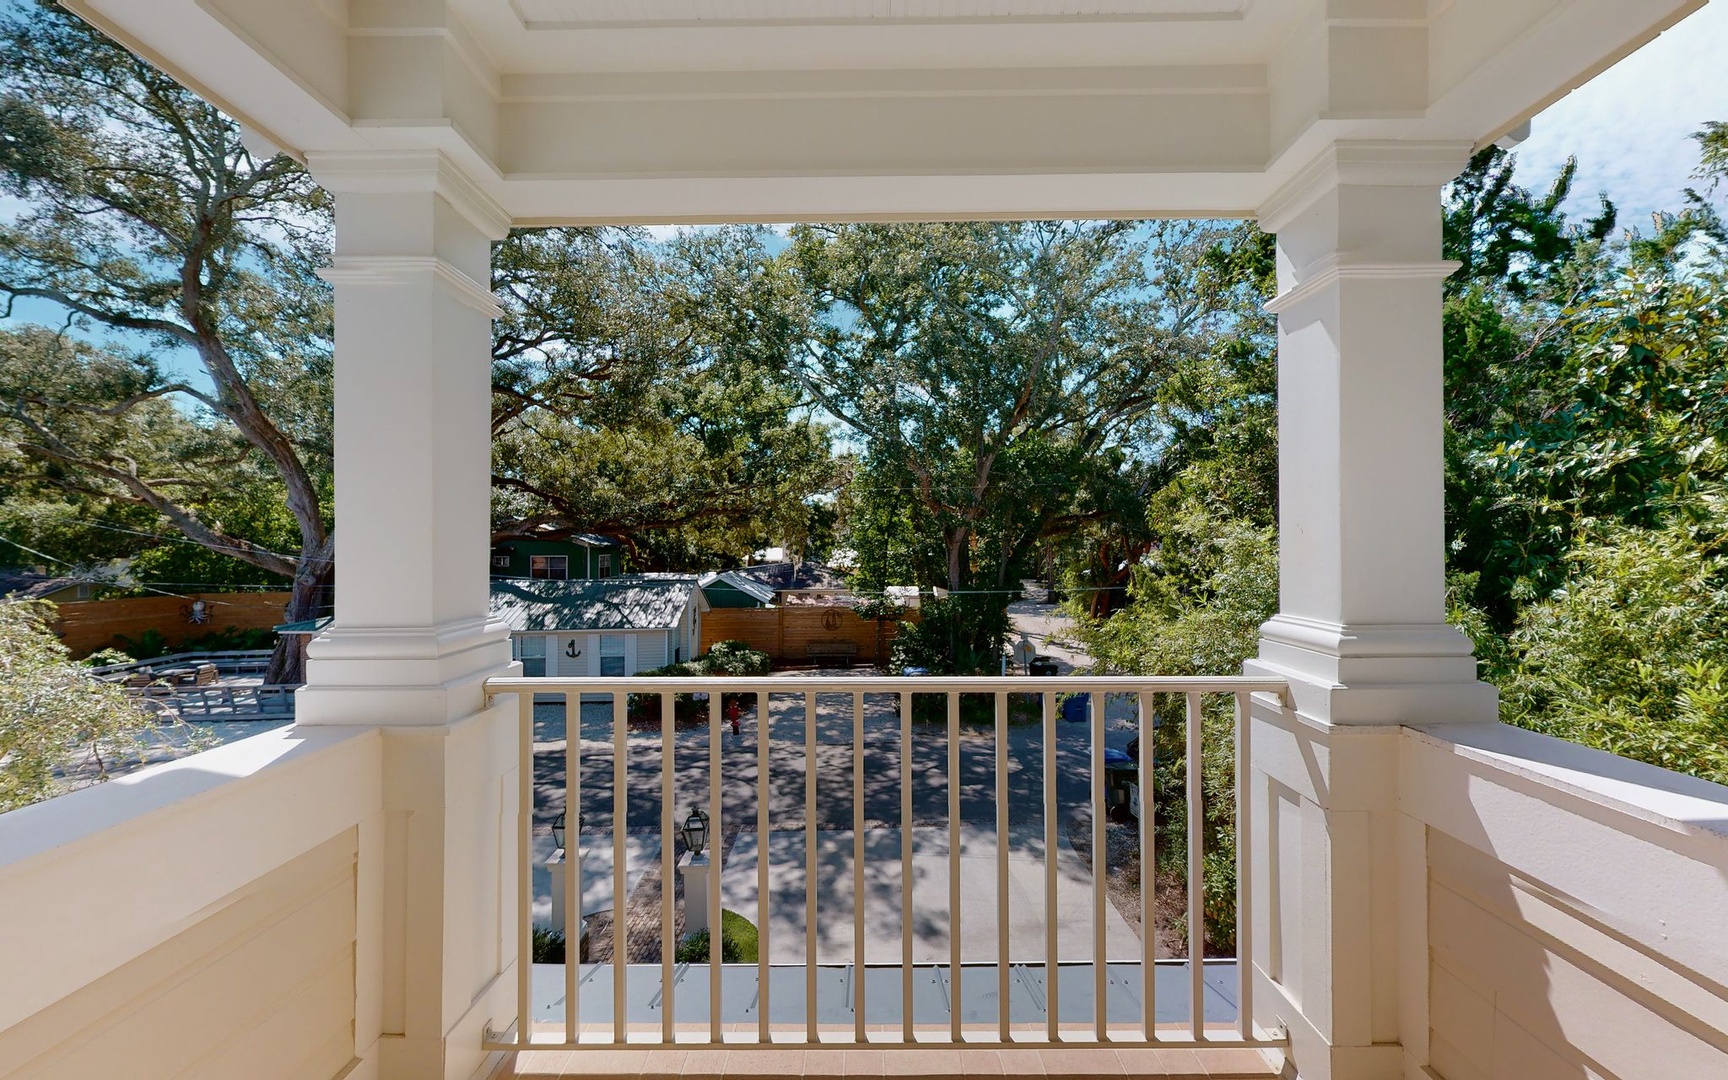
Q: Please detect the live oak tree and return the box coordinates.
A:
[491,226,836,568]
[795,221,1251,596]
[0,2,332,683]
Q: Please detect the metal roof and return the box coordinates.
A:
[274,616,334,635]
[0,572,88,599]
[490,576,700,632]
[697,571,777,607]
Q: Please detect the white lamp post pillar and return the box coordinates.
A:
[1246,141,1498,1080]
[679,852,713,939]
[300,151,520,1080]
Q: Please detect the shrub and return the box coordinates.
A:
[0,599,161,812]
[532,926,565,964]
[674,909,759,964]
[1498,520,1728,783]
[889,595,1010,675]
[701,640,771,676]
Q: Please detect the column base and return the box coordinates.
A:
[297,616,516,726]
[1250,614,1498,726]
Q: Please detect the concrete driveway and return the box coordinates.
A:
[530,691,1148,835]
[719,825,1140,965]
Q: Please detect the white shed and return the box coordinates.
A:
[489,575,707,678]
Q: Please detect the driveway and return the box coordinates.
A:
[1006,595,1091,674]
[529,689,1147,836]
[720,825,1140,964]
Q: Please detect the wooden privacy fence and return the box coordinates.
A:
[700,605,914,665]
[49,592,293,658]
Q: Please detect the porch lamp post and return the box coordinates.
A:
[547,811,579,935]
[677,807,713,938]
[680,808,709,856]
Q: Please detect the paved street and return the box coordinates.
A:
[526,600,1160,961]
[528,688,1146,836]
[721,825,1139,964]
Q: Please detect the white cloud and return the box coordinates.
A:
[1511,2,1728,229]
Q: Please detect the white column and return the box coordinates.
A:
[299,151,514,727]
[1251,140,1496,728]
[1245,142,1497,1080]
[302,152,521,1080]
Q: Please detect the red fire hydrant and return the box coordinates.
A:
[727,697,742,737]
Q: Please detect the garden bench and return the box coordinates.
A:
[805,641,858,667]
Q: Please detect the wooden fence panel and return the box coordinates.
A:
[698,609,782,656]
[700,605,912,665]
[49,593,293,659]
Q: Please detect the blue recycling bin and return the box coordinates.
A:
[1060,692,1090,723]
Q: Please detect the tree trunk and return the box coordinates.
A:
[264,560,330,685]
[944,527,968,592]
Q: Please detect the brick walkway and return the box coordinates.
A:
[578,825,750,963]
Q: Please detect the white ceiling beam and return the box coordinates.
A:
[64,0,1709,225]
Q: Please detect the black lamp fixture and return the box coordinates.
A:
[552,812,566,851]
[680,807,710,856]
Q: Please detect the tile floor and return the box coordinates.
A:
[491,1045,1280,1079]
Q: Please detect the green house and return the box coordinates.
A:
[489,533,623,581]
[696,571,778,609]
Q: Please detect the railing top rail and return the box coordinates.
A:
[483,673,1289,698]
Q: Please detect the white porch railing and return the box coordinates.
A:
[482,674,1289,1053]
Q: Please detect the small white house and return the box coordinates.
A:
[490,575,707,678]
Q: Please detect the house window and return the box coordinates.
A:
[599,634,626,677]
[75,583,92,600]
[514,636,547,677]
[530,555,568,580]
[491,554,512,570]
[597,553,613,579]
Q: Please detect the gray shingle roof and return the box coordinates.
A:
[490,576,698,632]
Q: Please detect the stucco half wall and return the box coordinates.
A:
[1402,724,1728,1080]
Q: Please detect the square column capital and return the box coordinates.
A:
[307,149,514,242]
[1258,139,1474,234]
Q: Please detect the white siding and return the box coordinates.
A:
[550,634,583,676]
[0,830,359,1080]
[636,633,667,671]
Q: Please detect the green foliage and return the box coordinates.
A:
[1075,510,1277,680]
[636,641,772,679]
[699,640,772,676]
[0,598,158,812]
[675,910,759,964]
[1491,519,1728,783]
[0,2,334,682]
[1436,143,1728,786]
[799,221,1225,596]
[1069,509,1276,949]
[532,926,565,965]
[492,226,836,568]
[889,595,1012,676]
[112,625,276,661]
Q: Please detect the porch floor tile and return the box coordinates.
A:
[496,1046,1277,1079]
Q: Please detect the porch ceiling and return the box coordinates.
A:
[65,0,1705,222]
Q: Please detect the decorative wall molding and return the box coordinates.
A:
[1264,254,1461,313]
[318,256,504,318]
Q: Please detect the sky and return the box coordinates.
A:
[1508,1,1728,228]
